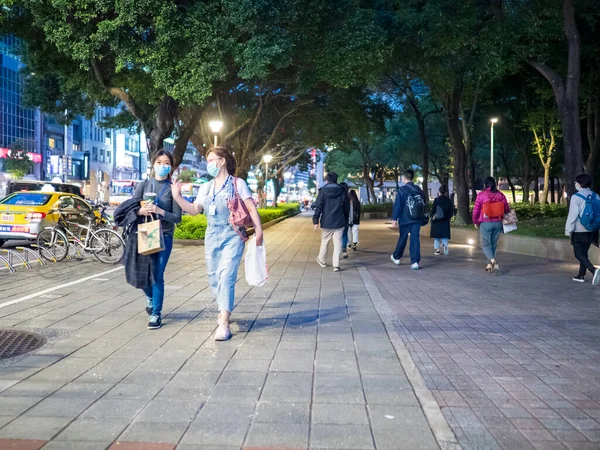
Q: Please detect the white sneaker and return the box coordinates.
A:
[390,255,400,265]
[443,244,449,256]
[593,269,600,286]
[434,249,441,255]
[317,259,327,268]
[411,262,420,270]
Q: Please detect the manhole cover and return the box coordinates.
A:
[0,329,47,359]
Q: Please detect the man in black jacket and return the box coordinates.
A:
[313,172,350,272]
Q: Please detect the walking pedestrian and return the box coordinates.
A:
[391,169,427,270]
[430,185,453,255]
[348,189,361,251]
[172,147,264,341]
[340,182,350,259]
[472,176,509,273]
[313,172,350,272]
[565,173,600,284]
[133,150,182,330]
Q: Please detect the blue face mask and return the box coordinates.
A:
[154,165,171,178]
[207,162,220,177]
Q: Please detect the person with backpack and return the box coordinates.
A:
[391,169,426,270]
[313,172,350,272]
[430,185,453,255]
[472,176,509,273]
[565,173,600,284]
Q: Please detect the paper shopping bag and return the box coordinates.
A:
[138,216,164,255]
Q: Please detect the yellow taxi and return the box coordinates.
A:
[0,191,100,247]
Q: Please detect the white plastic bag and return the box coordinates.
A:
[503,223,517,234]
[245,238,268,287]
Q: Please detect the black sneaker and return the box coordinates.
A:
[352,244,357,251]
[573,276,585,283]
[145,298,153,315]
[342,252,349,259]
[148,314,162,329]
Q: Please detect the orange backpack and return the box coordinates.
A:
[482,201,505,219]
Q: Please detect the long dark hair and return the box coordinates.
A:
[484,176,498,193]
[151,150,174,179]
[209,146,237,175]
[349,189,359,207]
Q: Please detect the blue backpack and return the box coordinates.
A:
[575,192,600,231]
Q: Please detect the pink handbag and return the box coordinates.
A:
[227,178,253,241]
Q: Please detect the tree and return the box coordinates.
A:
[494,0,600,197]
[2,141,32,179]
[5,0,388,165]
[528,107,560,205]
[177,169,197,183]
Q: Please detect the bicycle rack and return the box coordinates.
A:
[0,254,16,273]
[66,243,84,260]
[30,243,57,263]
[0,249,32,269]
[16,247,46,266]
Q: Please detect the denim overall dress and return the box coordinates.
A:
[204,177,245,312]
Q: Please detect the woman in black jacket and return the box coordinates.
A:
[430,185,453,255]
[348,189,361,251]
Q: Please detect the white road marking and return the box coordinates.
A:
[91,278,109,281]
[0,266,124,309]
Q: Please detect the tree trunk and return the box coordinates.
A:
[586,90,600,185]
[444,86,470,225]
[416,116,430,204]
[528,0,582,199]
[550,175,556,203]
[500,146,516,203]
[534,177,540,203]
[146,96,178,160]
[541,165,550,205]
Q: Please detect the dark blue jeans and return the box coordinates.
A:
[143,234,173,316]
[342,226,349,249]
[393,222,421,264]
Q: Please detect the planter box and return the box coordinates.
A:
[421,224,600,264]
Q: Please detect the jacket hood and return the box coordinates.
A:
[320,183,346,199]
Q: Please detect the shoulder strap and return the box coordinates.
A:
[575,193,588,201]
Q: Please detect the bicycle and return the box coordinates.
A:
[37,209,125,264]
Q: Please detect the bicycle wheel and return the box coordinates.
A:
[91,229,125,264]
[37,228,69,262]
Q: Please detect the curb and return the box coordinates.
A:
[357,265,461,450]
[173,210,300,247]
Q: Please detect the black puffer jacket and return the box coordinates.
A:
[312,183,350,229]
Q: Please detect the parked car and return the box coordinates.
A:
[3,180,83,199]
[0,191,99,247]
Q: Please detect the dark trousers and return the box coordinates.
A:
[393,222,421,264]
[572,232,597,277]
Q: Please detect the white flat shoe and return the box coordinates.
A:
[215,325,232,341]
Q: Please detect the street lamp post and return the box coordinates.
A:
[263,154,273,207]
[209,121,223,147]
[490,118,498,177]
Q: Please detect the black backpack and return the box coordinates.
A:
[405,187,425,221]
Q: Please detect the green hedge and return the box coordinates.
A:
[174,203,300,240]
[361,202,393,213]
[468,202,567,220]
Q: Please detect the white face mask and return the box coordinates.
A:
[575,183,582,192]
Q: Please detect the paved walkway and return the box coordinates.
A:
[0,214,599,450]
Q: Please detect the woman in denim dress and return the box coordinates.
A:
[172,147,263,341]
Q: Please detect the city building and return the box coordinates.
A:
[0,36,42,182]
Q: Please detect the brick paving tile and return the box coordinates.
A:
[5,215,600,449]
[0,439,46,450]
